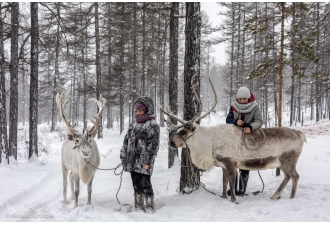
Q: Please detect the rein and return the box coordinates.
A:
[241,127,266,195]
[84,159,131,208]
[242,128,266,151]
[177,135,219,196]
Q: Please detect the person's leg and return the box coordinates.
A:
[131,172,143,210]
[239,169,250,195]
[131,172,142,194]
[141,174,154,213]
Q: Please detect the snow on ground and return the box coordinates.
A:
[0,115,330,222]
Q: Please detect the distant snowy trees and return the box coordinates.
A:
[0,2,329,170]
[219,2,330,127]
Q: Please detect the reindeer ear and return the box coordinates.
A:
[89,132,97,138]
[67,134,73,141]
[191,126,196,132]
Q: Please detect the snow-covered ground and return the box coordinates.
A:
[1,114,330,222]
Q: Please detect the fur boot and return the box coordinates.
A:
[144,195,154,214]
[134,194,143,211]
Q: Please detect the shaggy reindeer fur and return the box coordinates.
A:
[61,132,100,209]
[171,123,306,204]
[57,92,105,209]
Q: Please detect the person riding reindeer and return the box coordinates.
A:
[225,87,263,196]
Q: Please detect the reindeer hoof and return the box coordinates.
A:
[270,195,281,200]
[230,199,238,204]
[63,200,69,205]
[220,194,227,198]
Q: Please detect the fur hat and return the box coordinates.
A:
[134,101,147,112]
[236,87,250,99]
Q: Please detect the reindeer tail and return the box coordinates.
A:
[298,131,307,143]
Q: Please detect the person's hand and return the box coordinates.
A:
[237,120,244,126]
[143,164,149,170]
[243,127,251,134]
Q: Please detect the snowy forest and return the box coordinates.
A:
[1,2,330,163]
[0,2,330,222]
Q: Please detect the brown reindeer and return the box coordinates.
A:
[162,76,307,204]
[56,91,106,209]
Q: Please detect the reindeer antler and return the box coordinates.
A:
[160,107,188,126]
[161,76,218,130]
[88,94,107,137]
[187,74,203,126]
[56,91,81,137]
[194,76,218,123]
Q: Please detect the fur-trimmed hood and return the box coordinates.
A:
[135,96,155,115]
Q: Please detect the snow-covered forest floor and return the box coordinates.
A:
[0,113,330,222]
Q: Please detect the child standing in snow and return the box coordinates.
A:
[226,87,263,196]
[120,96,160,213]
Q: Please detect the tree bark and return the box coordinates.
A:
[141,3,146,95]
[180,2,201,193]
[29,2,39,159]
[278,2,285,128]
[119,3,125,135]
[95,3,103,139]
[9,2,19,160]
[0,2,9,164]
[168,2,179,169]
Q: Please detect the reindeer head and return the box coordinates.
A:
[56,91,106,158]
[162,75,218,148]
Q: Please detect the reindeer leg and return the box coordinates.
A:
[62,165,69,205]
[87,175,94,205]
[221,169,229,198]
[289,167,299,199]
[73,176,80,209]
[222,167,237,204]
[271,166,290,200]
[283,164,299,199]
[69,172,75,200]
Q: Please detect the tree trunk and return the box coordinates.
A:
[276,2,286,176]
[29,2,39,159]
[0,2,9,164]
[22,60,26,125]
[180,2,201,193]
[141,3,146,95]
[290,3,296,127]
[168,2,179,169]
[315,3,321,122]
[229,3,235,106]
[278,2,285,128]
[82,16,87,129]
[95,3,103,139]
[107,3,113,129]
[119,3,125,134]
[9,2,19,160]
[51,4,61,132]
[132,2,138,116]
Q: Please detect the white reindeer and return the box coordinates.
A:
[56,92,106,209]
[162,76,307,204]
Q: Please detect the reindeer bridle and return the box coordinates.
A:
[73,138,92,150]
